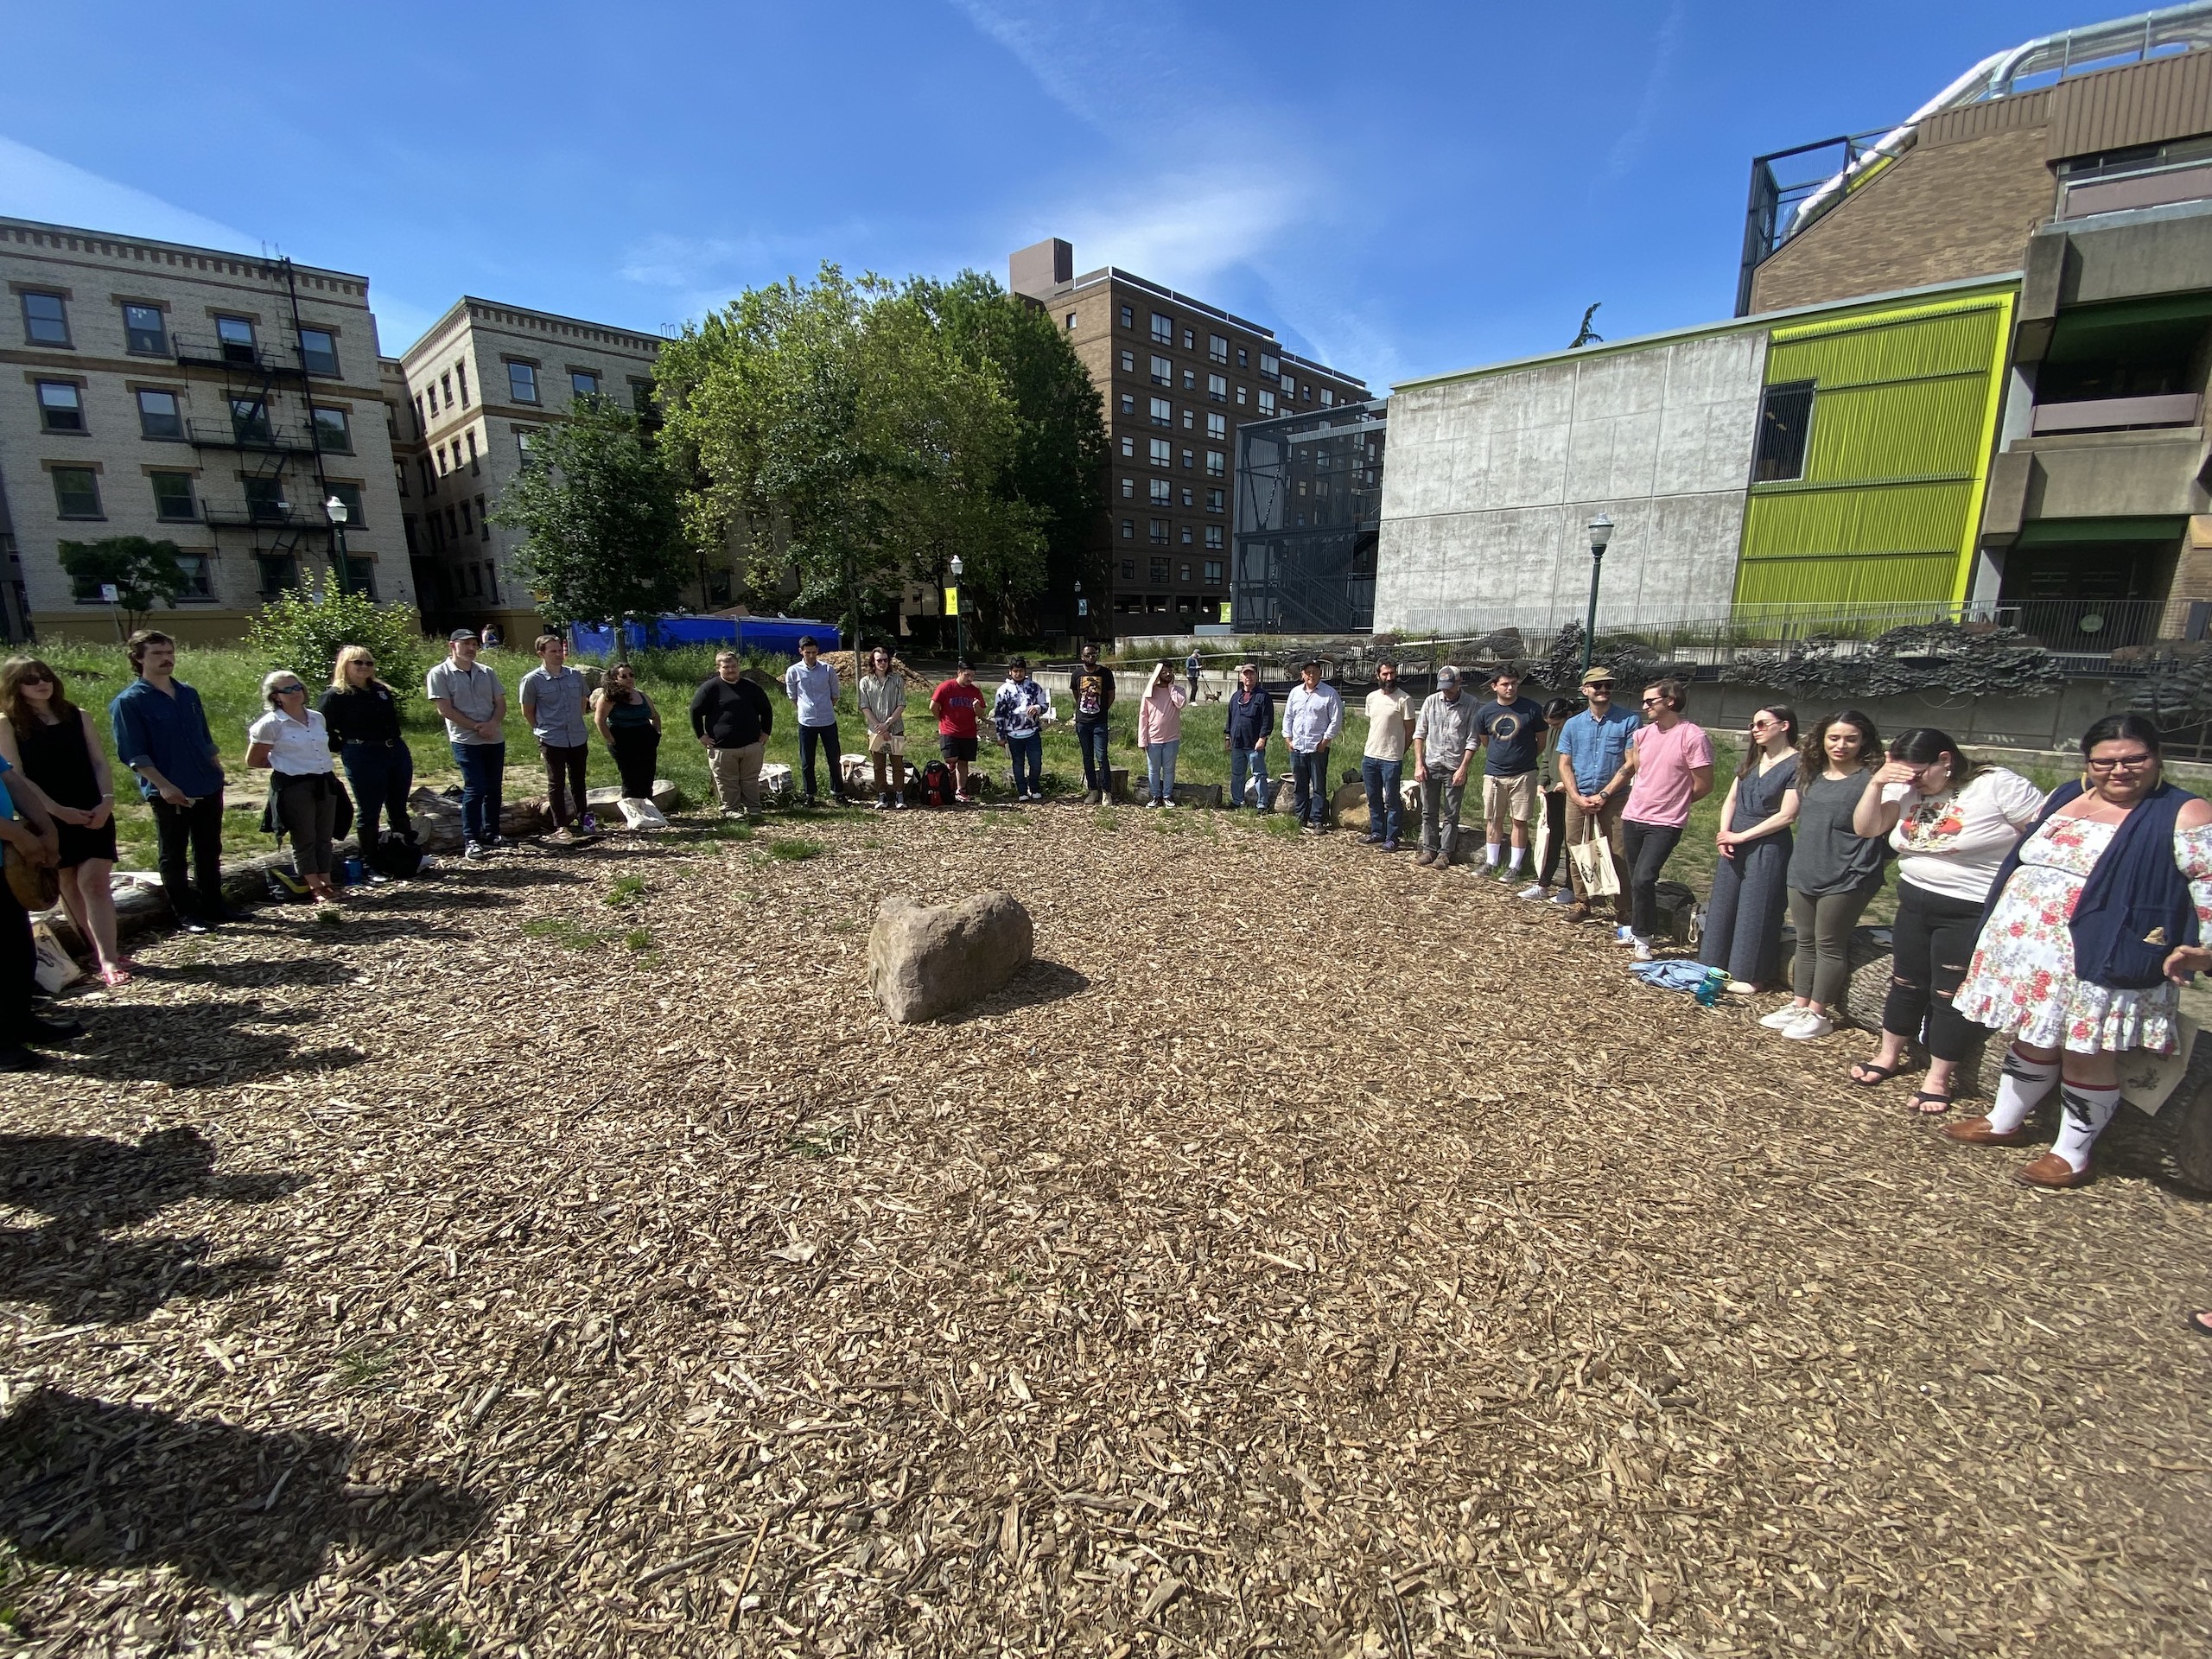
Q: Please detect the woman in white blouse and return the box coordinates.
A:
[247,670,344,901]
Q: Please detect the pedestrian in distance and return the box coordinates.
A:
[1517,697,1580,905]
[1845,728,2044,1109]
[1763,710,1886,1040]
[691,651,774,821]
[0,657,130,984]
[856,647,909,810]
[321,645,415,877]
[1360,659,1414,849]
[992,656,1054,803]
[1070,643,1117,804]
[1615,679,1714,961]
[1185,647,1203,702]
[1282,660,1344,833]
[1136,661,1187,808]
[1411,665,1477,868]
[247,671,345,903]
[1696,706,1802,995]
[111,630,241,932]
[519,632,595,839]
[0,752,81,1071]
[1555,666,1639,925]
[426,627,509,861]
[930,662,988,804]
[591,662,662,804]
[783,635,848,807]
[1224,663,1274,811]
[1944,715,2212,1187]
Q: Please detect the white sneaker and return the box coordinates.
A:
[1631,939,1655,963]
[1781,1011,1834,1041]
[1759,1005,1808,1030]
[1548,888,1575,906]
[1614,925,1638,946]
[1516,883,1547,900]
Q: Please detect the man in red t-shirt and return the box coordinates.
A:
[930,662,986,803]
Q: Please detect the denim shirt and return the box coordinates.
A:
[1556,705,1640,793]
[111,677,224,799]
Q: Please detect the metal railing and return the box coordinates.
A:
[185,416,315,453]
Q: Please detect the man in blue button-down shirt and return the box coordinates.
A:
[783,636,849,806]
[110,630,233,933]
[1554,665,1641,924]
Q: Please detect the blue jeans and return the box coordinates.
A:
[1291,748,1330,826]
[1229,743,1271,810]
[1361,756,1402,841]
[1145,740,1180,801]
[342,740,415,845]
[1076,719,1111,793]
[451,741,505,844]
[1008,732,1042,795]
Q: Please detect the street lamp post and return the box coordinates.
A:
[324,494,350,594]
[1580,513,1614,677]
[948,553,966,664]
[1073,578,1085,638]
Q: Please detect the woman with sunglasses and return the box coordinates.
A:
[321,645,414,868]
[1847,729,2045,1114]
[0,657,130,985]
[248,671,344,902]
[591,662,662,802]
[1945,715,2212,1187]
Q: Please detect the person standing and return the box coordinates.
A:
[783,636,848,806]
[519,633,594,837]
[1411,666,1478,868]
[1555,667,1639,925]
[991,657,1053,804]
[0,658,128,983]
[0,752,76,1069]
[930,662,987,803]
[1472,668,1546,881]
[1185,647,1203,702]
[1360,660,1414,849]
[1282,661,1344,833]
[1696,707,1802,994]
[1136,661,1187,808]
[247,671,344,902]
[1224,664,1274,811]
[427,628,509,859]
[1517,698,1580,905]
[691,651,774,821]
[321,645,415,873]
[1764,711,1885,1040]
[111,630,237,931]
[1616,679,1713,960]
[856,647,909,810]
[591,663,662,803]
[1070,644,1117,804]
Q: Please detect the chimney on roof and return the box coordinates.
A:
[1009,238,1073,301]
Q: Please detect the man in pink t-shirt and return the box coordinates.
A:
[1617,678,1714,957]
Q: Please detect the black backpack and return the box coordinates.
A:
[918,760,957,807]
[370,830,425,878]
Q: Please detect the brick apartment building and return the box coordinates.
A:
[0,215,412,641]
[1008,238,1367,633]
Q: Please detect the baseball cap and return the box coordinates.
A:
[1437,665,1459,685]
[448,628,478,642]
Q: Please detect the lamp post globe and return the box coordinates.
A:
[324,494,351,594]
[947,555,965,663]
[1580,513,1615,677]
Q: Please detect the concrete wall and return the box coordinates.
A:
[1376,330,1764,634]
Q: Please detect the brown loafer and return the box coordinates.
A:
[2013,1152,2090,1189]
[1942,1116,2032,1147]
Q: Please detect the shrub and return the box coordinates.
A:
[244,588,428,702]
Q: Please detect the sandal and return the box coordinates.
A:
[1847,1061,1903,1087]
[2188,1311,2212,1340]
[97,963,133,988]
[1910,1090,1955,1117]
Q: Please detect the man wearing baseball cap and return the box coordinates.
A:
[1410,665,1477,868]
[426,628,509,858]
[1554,665,1639,921]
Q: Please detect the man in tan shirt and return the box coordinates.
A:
[1359,659,1414,850]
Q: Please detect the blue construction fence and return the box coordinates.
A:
[567,617,843,660]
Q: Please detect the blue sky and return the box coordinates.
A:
[3,1,2098,389]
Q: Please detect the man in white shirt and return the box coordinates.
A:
[1359,659,1414,850]
[782,636,848,806]
[1281,660,1344,834]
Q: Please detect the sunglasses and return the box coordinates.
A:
[17,673,52,686]
[1639,696,1663,707]
[276,684,306,696]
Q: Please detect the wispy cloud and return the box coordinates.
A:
[0,134,260,253]
[1605,0,1688,179]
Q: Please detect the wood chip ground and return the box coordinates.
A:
[1,804,2207,1657]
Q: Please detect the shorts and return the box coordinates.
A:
[1482,770,1539,823]
[938,734,978,762]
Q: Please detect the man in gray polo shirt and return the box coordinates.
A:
[1411,665,1478,869]
[519,632,594,837]
[427,628,508,858]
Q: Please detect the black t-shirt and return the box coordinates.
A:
[1475,696,1545,777]
[319,683,404,746]
[690,677,773,747]
[1071,664,1116,721]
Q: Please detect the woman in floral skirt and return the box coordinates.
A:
[1945,715,2212,1187]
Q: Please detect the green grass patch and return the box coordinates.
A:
[521,917,610,950]
[783,1123,851,1159]
[766,838,826,862]
[621,928,653,954]
[602,874,646,907]
[408,1621,468,1658]
[334,1344,397,1393]
[1091,808,1120,832]
[1258,810,1302,839]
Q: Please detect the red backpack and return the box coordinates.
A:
[918,760,958,806]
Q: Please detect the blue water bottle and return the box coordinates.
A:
[1694,968,1726,1007]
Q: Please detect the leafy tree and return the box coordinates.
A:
[244,588,427,700]
[487,398,686,627]
[55,537,190,632]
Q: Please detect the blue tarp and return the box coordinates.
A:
[568,618,842,659]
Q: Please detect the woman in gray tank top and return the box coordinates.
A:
[1761,711,1886,1043]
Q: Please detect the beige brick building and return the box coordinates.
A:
[0,215,411,642]
[389,298,661,641]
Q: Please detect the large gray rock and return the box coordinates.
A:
[868,892,1034,1024]
[585,779,681,812]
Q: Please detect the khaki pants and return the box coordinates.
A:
[1561,791,1627,918]
[1481,770,1538,840]
[708,741,765,815]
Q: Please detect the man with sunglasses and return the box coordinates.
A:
[1615,678,1713,959]
[1555,666,1638,923]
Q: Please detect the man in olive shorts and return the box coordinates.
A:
[1473,667,1545,882]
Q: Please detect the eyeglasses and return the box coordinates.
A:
[2085,753,2156,772]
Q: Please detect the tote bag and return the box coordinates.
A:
[1569,817,1620,897]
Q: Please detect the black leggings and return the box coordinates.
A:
[1537,787,1567,887]
[609,728,659,798]
[1882,879,1986,1063]
[1621,818,1683,938]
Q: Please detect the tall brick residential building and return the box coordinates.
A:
[1008,238,1366,633]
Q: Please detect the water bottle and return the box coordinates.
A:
[1694,968,1726,1007]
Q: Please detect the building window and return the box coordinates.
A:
[1753,380,1816,482]
[467,429,479,470]
[1320,388,1335,408]
[1119,393,1135,416]
[1205,529,1224,553]
[518,426,539,458]
[312,406,353,454]
[1208,334,1229,363]
[1206,449,1225,477]
[1149,397,1172,428]
[1180,409,1194,429]
[1065,311,1077,331]
[1204,556,1224,579]
[256,552,300,597]
[335,555,378,599]
[1119,476,1135,498]
[327,480,366,527]
[1179,448,1192,468]
[1236,347,1249,369]
[1150,558,1168,582]
[1207,487,1224,512]
[1302,385,1313,402]
[477,493,490,540]
[1119,304,1134,328]
[1149,438,1172,467]
[35,380,84,433]
[1148,520,1168,546]
[1150,311,1173,344]
[436,444,448,475]
[1177,369,1193,391]
[174,553,213,600]
[1180,562,1193,582]
[216,315,257,363]
[418,457,435,494]
[299,327,340,377]
[1180,526,1194,544]
[413,394,426,432]
[1259,353,1280,377]
[1259,390,1276,416]
[243,475,288,522]
[1119,349,1135,373]
[460,500,474,537]
[395,461,408,498]
[507,360,539,404]
[1121,519,1135,540]
[149,472,197,521]
[456,361,471,406]
[427,381,440,416]
[440,372,453,409]
[1179,486,1194,507]
[571,369,601,400]
[1207,373,1226,402]
[51,467,101,519]
[1121,558,1136,580]
[1149,354,1172,386]
[229,397,271,444]
[1149,478,1171,505]
[22,291,70,346]
[1119,435,1135,458]
[122,302,168,355]
[1206,413,1227,441]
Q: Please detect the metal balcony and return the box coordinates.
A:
[170,333,308,379]
[185,417,316,454]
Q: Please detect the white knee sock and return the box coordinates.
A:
[1509,847,1525,873]
[2051,1083,2120,1172]
[1985,1049,2060,1134]
[1485,842,1501,867]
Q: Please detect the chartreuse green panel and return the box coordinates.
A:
[1733,552,1960,608]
